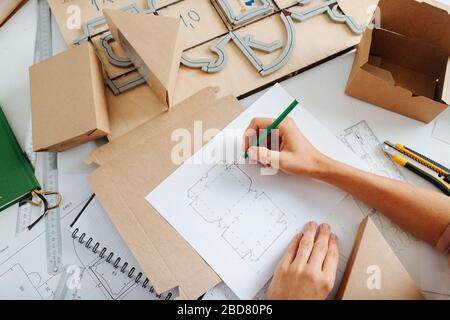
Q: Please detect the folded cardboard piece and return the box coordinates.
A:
[346,0,450,123]
[47,0,150,45]
[337,217,424,300]
[86,88,243,299]
[29,42,110,152]
[104,9,183,108]
[0,0,24,27]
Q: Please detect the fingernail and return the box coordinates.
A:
[321,223,330,232]
[330,233,338,241]
[308,221,317,228]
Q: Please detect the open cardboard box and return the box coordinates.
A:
[346,0,450,123]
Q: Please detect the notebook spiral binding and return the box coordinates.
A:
[72,228,172,300]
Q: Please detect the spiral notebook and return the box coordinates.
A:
[69,192,177,300]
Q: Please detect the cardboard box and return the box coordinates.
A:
[104,9,182,108]
[337,217,424,300]
[346,0,450,123]
[30,42,110,152]
[86,88,243,299]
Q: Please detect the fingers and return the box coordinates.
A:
[278,233,302,271]
[292,221,318,268]
[308,224,331,270]
[323,234,340,281]
[247,147,280,168]
[243,118,275,152]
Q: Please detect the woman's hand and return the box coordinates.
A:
[267,222,339,300]
[243,117,328,177]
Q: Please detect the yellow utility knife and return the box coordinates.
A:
[383,141,450,196]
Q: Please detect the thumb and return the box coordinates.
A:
[248,147,281,168]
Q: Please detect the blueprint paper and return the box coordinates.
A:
[146,84,366,299]
[0,174,173,300]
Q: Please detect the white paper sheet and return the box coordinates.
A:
[432,109,450,146]
[0,173,174,300]
[146,84,366,299]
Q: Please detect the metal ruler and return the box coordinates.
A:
[16,0,63,275]
[53,265,84,300]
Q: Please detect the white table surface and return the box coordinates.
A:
[0,0,449,298]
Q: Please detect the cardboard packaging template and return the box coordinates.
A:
[104,9,183,108]
[29,42,110,152]
[337,217,424,300]
[346,0,450,123]
[76,0,378,140]
[86,88,243,299]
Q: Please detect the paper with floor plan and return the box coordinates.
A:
[146,84,366,299]
[0,173,174,300]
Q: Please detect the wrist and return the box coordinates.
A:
[308,154,337,180]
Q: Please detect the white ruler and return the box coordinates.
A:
[16,0,63,275]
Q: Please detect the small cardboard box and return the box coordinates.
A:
[30,42,110,152]
[337,217,424,300]
[346,0,450,123]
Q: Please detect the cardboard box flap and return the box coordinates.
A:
[378,0,450,54]
[338,0,379,26]
[443,57,450,103]
[347,28,374,83]
[338,217,424,300]
[104,9,182,107]
[87,88,244,299]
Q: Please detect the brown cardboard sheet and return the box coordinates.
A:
[337,217,424,300]
[172,9,364,106]
[86,88,244,299]
[105,84,166,141]
[104,9,183,108]
[48,0,150,45]
[29,42,110,152]
[338,0,379,25]
[156,0,229,50]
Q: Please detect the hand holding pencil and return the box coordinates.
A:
[242,117,327,177]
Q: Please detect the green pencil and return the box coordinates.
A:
[243,99,299,159]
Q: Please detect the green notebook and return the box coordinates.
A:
[0,106,40,212]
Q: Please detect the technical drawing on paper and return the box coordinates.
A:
[187,163,294,263]
[337,121,419,254]
[71,236,144,300]
[0,195,170,300]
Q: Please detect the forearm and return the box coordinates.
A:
[312,156,450,246]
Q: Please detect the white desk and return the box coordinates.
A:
[0,0,449,298]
